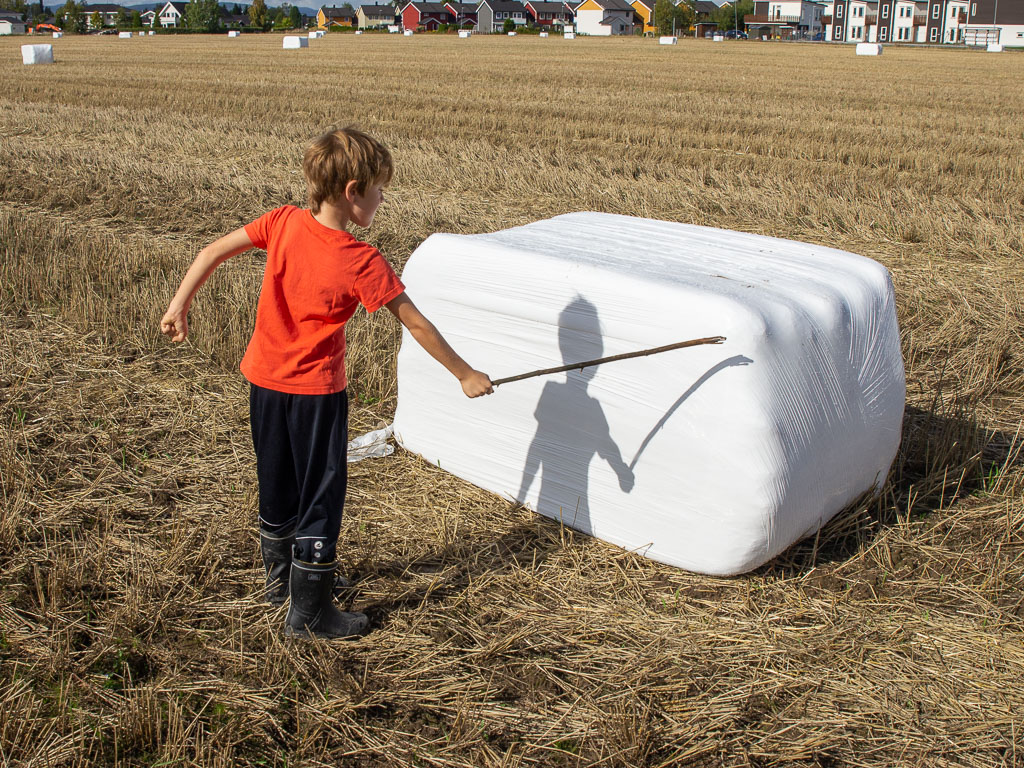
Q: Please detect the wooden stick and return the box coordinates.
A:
[491,336,726,387]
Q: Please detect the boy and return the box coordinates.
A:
[160,127,492,640]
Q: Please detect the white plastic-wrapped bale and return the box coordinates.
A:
[987,43,1003,52]
[403,28,413,35]
[459,29,471,37]
[228,29,240,36]
[713,33,724,41]
[355,29,363,33]
[393,213,905,575]
[118,30,131,37]
[539,31,548,37]
[659,35,677,44]
[282,35,308,47]
[52,31,63,37]
[22,44,54,65]
[148,29,154,34]
[856,42,882,55]
[508,30,516,35]
[564,31,575,38]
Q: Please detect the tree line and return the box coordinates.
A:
[18,0,305,33]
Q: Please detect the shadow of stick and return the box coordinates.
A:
[629,355,753,471]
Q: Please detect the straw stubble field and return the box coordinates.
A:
[1,32,1023,767]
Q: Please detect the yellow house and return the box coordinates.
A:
[630,0,656,34]
[317,5,357,28]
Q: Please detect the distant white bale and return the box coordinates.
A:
[22,44,53,65]
[148,30,154,34]
[394,212,905,576]
[228,30,240,36]
[355,29,363,34]
[713,34,724,41]
[987,43,1003,52]
[564,31,575,38]
[539,31,548,37]
[403,28,413,35]
[118,31,131,38]
[52,31,63,37]
[458,29,471,37]
[282,35,308,48]
[659,35,676,44]
[856,42,882,55]
[308,30,317,37]
[507,30,516,35]
[388,24,399,32]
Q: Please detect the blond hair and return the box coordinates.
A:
[302,127,393,214]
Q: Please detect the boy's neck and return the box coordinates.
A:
[312,200,351,232]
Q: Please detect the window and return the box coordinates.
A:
[932,3,939,18]
[880,24,887,37]
[882,3,888,16]
[836,4,842,16]
[949,5,955,17]
[834,25,842,36]
[971,2,976,15]
[929,25,937,39]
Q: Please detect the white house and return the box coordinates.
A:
[746,0,824,38]
[158,0,189,27]
[573,0,634,35]
[140,8,156,25]
[0,11,27,34]
[81,3,127,27]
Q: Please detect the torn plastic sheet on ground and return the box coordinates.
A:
[347,425,394,462]
[392,212,906,575]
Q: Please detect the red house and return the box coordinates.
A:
[444,1,477,27]
[525,0,572,25]
[401,1,451,29]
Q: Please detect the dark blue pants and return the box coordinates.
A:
[249,384,348,563]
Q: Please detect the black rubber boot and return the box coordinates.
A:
[260,528,294,605]
[285,560,368,639]
[260,530,352,605]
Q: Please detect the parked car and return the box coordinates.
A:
[724,29,747,39]
[812,31,825,40]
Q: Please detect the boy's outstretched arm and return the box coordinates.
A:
[385,292,493,398]
[160,228,255,342]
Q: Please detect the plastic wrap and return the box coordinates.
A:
[393,212,905,575]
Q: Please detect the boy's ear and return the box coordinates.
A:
[344,179,360,203]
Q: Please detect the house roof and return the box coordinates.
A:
[691,0,720,13]
[445,1,476,11]
[479,0,527,10]
[526,1,567,10]
[322,5,357,16]
[360,3,394,12]
[0,10,24,19]
[81,3,126,11]
[161,1,188,13]
[406,1,449,11]
[581,0,633,10]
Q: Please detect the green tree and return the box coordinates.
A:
[715,0,751,30]
[655,0,692,35]
[152,10,162,27]
[654,0,674,34]
[186,0,221,29]
[89,9,101,27]
[232,2,241,12]
[288,3,301,26]
[502,17,514,32]
[115,6,128,25]
[130,9,141,26]
[248,0,267,27]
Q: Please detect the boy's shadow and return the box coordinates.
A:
[515,296,634,537]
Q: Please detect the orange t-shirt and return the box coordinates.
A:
[240,205,405,395]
